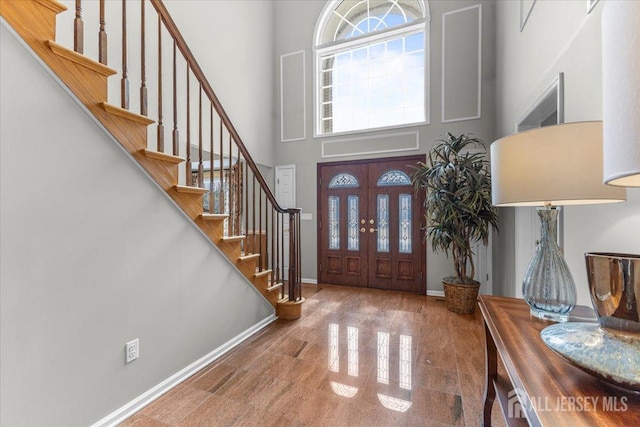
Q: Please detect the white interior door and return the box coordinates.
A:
[275,165,296,209]
[275,165,296,272]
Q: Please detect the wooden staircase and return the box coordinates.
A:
[0,0,303,319]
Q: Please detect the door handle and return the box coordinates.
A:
[369,227,378,233]
[360,227,366,233]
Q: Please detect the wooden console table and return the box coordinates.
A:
[479,295,640,426]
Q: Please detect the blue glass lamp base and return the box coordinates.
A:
[522,207,577,321]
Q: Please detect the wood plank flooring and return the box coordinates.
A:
[119,284,507,426]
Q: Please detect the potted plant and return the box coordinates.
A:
[411,133,498,314]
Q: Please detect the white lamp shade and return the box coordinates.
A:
[491,121,626,206]
[602,1,640,187]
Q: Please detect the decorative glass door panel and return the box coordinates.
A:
[318,164,368,286]
[328,196,340,250]
[347,195,360,251]
[377,195,390,252]
[399,194,412,254]
[318,156,425,292]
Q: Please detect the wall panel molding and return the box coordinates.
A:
[321,130,419,158]
[441,4,482,123]
[280,50,306,142]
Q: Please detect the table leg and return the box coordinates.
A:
[482,319,497,426]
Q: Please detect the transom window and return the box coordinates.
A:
[315,0,429,136]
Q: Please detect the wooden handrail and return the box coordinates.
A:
[59,0,302,302]
[149,0,294,216]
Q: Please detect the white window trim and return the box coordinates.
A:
[313,1,431,138]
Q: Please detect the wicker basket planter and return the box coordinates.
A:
[443,277,480,314]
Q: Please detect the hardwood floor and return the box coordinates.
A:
[119,284,506,426]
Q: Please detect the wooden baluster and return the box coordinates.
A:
[236,155,242,236]
[228,133,233,234]
[156,15,164,152]
[252,174,256,255]
[289,209,302,301]
[98,0,107,64]
[276,211,281,289]
[186,66,192,186]
[237,155,241,235]
[121,0,129,109]
[219,122,224,218]
[245,156,249,244]
[282,213,286,299]
[140,0,147,116]
[289,211,295,300]
[263,194,268,272]
[259,187,263,271]
[74,0,83,54]
[297,212,301,298]
[197,86,203,188]
[271,205,275,281]
[295,213,299,299]
[172,40,178,155]
[209,104,214,214]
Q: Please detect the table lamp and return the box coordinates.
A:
[491,121,626,321]
[602,1,640,187]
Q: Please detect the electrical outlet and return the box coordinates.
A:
[125,339,139,364]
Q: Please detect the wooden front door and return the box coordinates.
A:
[317,155,425,293]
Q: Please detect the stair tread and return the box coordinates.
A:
[102,103,155,126]
[46,40,116,77]
[201,213,228,221]
[141,149,184,164]
[238,253,260,262]
[254,269,273,278]
[174,185,208,195]
[221,235,246,243]
[266,282,284,292]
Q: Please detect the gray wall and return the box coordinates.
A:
[493,0,640,303]
[273,0,497,291]
[0,24,273,427]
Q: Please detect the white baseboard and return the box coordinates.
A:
[427,290,445,297]
[91,314,277,427]
[302,278,318,284]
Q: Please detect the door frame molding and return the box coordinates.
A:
[316,154,426,293]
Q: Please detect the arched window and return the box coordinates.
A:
[314,0,429,136]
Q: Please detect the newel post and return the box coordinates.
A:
[287,208,302,301]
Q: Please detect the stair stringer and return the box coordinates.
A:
[0,0,283,310]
